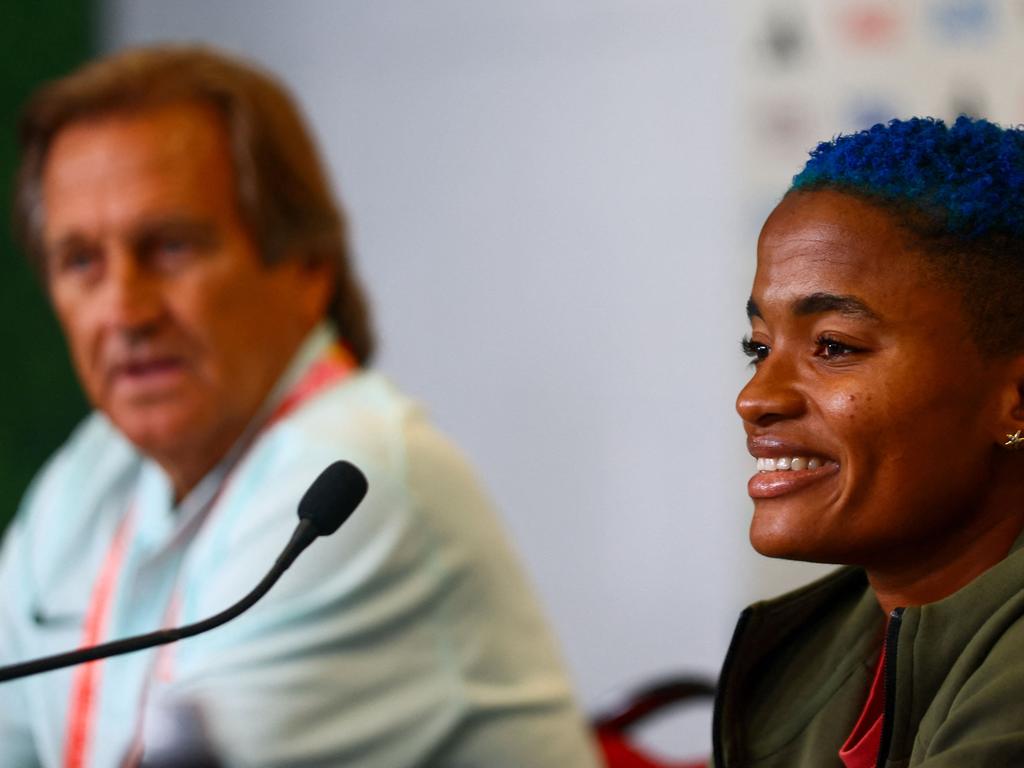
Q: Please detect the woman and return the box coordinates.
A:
[715,117,1024,768]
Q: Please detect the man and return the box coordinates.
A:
[0,46,598,767]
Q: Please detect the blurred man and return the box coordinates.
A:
[0,46,598,768]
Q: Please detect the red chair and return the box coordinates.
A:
[593,676,715,768]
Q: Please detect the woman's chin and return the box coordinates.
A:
[748,519,842,564]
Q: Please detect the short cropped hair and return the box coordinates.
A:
[14,45,374,364]
[791,116,1024,356]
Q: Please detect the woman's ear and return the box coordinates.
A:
[994,354,1024,450]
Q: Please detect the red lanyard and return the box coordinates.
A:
[62,512,135,768]
[62,342,354,768]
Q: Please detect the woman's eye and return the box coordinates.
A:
[816,336,860,359]
[741,336,770,364]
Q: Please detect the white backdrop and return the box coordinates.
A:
[100,1,852,756]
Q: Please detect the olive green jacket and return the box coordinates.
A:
[713,534,1024,767]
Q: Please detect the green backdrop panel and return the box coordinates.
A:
[1,2,94,530]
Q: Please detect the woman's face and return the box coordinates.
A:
[737,189,1015,569]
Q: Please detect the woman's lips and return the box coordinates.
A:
[747,460,839,499]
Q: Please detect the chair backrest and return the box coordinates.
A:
[596,731,707,768]
[593,675,715,768]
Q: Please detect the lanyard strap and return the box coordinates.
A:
[62,512,135,768]
[62,342,354,768]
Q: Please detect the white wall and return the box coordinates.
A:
[101,1,830,754]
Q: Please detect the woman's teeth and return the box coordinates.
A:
[756,456,822,472]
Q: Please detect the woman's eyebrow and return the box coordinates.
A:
[744,293,881,321]
[793,292,880,320]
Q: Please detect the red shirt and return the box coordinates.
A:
[839,648,886,768]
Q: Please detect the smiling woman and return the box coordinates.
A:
[739,190,1013,593]
[714,118,1024,768]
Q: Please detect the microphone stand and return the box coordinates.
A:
[0,520,318,684]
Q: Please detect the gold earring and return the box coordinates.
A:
[1004,430,1024,450]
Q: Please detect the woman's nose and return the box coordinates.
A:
[735,353,806,427]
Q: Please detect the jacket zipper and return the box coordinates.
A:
[875,607,904,768]
[713,608,752,768]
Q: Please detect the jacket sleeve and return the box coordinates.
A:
[0,517,43,768]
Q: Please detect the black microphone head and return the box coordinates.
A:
[297,461,369,536]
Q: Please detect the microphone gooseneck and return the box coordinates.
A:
[0,460,368,685]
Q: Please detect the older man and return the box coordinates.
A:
[0,46,598,768]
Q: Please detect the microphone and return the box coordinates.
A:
[0,460,368,684]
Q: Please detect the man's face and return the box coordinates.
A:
[736,190,1013,571]
[42,102,330,495]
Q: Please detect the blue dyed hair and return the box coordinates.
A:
[792,116,1024,241]
[789,116,1024,354]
